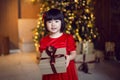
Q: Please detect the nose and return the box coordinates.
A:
[51,20,55,26]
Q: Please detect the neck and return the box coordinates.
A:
[50,32,63,38]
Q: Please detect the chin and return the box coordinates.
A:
[51,31,58,33]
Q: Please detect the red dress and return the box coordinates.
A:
[39,33,78,80]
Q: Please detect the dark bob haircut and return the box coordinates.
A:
[43,8,65,32]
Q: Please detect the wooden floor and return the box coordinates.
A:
[78,60,120,80]
[0,52,120,80]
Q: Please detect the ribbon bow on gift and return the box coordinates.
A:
[46,46,57,64]
[45,46,57,73]
[41,46,65,74]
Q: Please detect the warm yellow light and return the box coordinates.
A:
[41,32,44,36]
[85,9,90,13]
[87,0,91,4]
[67,25,71,30]
[37,25,39,28]
[82,26,84,31]
[88,39,91,42]
[39,17,42,20]
[41,23,44,26]
[31,0,35,3]
[94,35,96,38]
[38,21,40,25]
[91,13,94,18]
[51,5,55,8]
[87,22,93,28]
[76,29,79,32]
[69,21,72,24]
[83,15,87,19]
[35,36,38,39]
[74,0,78,2]
[35,32,39,35]
[76,34,82,41]
[66,31,70,34]
[35,43,38,47]
[63,9,66,12]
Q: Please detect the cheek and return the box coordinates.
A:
[46,23,51,28]
[46,23,48,26]
[58,23,62,29]
[46,26,51,31]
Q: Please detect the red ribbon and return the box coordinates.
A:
[41,54,65,74]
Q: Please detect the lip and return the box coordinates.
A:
[51,28,57,30]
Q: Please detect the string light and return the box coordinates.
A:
[32,0,98,51]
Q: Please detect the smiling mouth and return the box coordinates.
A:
[51,28,56,30]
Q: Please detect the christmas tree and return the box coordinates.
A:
[33,0,99,51]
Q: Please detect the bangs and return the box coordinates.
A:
[44,9,63,21]
[45,13,63,21]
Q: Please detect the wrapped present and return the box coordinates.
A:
[105,42,115,52]
[75,54,96,62]
[39,47,66,75]
[76,42,83,54]
[83,41,94,54]
[75,54,96,73]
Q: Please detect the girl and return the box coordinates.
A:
[39,8,78,80]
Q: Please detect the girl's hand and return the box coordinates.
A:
[65,55,71,67]
[65,51,77,67]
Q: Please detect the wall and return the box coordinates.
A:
[94,0,111,50]
[95,0,120,51]
[0,0,40,49]
[18,19,37,52]
[0,0,18,49]
[110,0,120,41]
[20,0,40,18]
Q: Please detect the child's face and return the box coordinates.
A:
[46,19,61,34]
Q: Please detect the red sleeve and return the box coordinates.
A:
[39,35,50,53]
[67,34,76,52]
[39,38,44,53]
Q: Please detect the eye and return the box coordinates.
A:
[47,20,52,23]
[55,20,60,23]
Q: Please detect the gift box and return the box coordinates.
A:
[105,42,115,52]
[75,54,96,70]
[39,47,66,75]
[83,41,94,54]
